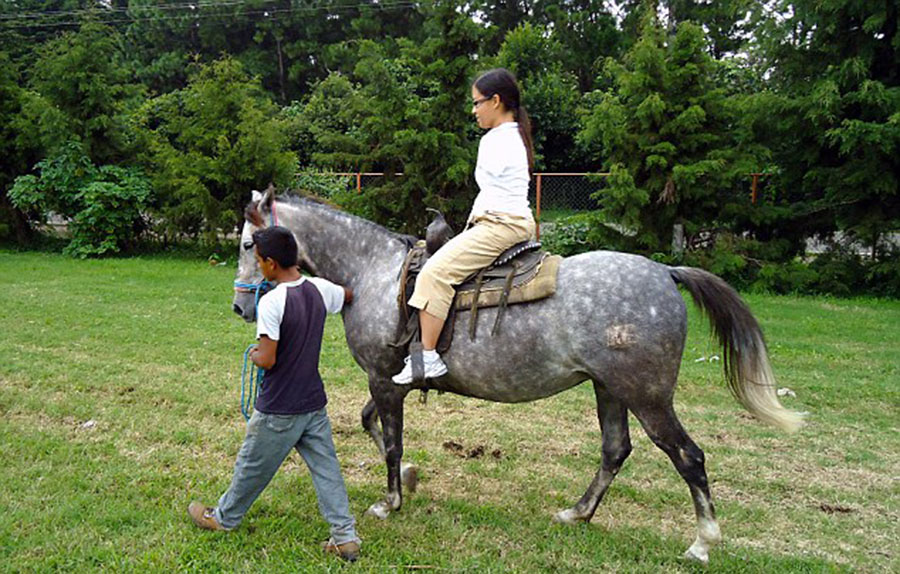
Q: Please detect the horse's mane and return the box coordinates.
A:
[244,190,415,247]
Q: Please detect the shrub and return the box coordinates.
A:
[8,144,151,257]
[540,212,596,256]
[863,252,900,298]
[808,249,867,296]
[752,260,819,294]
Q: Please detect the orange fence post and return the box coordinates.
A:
[356,172,362,193]
[750,173,761,204]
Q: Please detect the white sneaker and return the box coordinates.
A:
[391,353,448,385]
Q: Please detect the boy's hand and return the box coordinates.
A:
[343,286,354,305]
[249,338,277,370]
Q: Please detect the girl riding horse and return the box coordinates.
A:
[392,68,537,384]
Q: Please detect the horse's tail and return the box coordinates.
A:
[669,266,805,433]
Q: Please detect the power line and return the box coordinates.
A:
[0,1,247,20]
[0,0,381,20]
[0,0,423,29]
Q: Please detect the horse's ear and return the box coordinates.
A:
[246,189,265,225]
[260,183,275,211]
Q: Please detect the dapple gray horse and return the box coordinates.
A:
[232,188,803,563]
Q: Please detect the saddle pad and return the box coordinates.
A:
[454,253,562,310]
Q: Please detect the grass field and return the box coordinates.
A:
[1,251,897,573]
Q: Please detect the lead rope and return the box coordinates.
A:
[240,345,264,421]
[234,281,271,422]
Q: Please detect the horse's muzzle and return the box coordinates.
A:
[232,297,256,322]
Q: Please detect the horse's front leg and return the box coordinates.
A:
[365,379,411,519]
[361,397,386,458]
[361,394,419,495]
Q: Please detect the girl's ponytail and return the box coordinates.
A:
[515,105,534,173]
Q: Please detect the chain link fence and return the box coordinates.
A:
[529,173,608,219]
[295,171,609,236]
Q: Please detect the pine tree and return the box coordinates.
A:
[298,0,482,233]
[749,0,899,259]
[135,57,296,240]
[579,7,757,253]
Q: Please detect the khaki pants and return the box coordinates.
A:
[408,212,536,320]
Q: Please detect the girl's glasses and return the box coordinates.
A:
[472,96,491,108]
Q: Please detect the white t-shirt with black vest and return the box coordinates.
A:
[470,121,532,220]
[255,277,345,415]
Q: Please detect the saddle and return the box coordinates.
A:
[394,211,561,352]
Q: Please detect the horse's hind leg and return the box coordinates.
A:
[555,381,632,524]
[631,404,721,564]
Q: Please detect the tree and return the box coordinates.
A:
[28,21,143,165]
[620,0,754,58]
[0,53,36,242]
[579,8,759,254]
[123,0,425,103]
[136,57,296,241]
[497,22,584,171]
[747,0,900,259]
[3,19,146,248]
[534,0,624,91]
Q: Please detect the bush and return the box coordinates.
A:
[292,172,353,200]
[542,221,898,298]
[540,212,596,256]
[807,249,867,296]
[863,252,900,298]
[64,168,152,257]
[8,144,152,257]
[752,260,819,294]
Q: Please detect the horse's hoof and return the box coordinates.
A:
[366,501,391,520]
[683,545,710,564]
[552,508,587,525]
[400,463,419,493]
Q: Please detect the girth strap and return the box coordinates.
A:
[491,261,519,337]
[468,269,487,341]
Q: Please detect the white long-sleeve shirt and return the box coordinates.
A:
[470,122,532,219]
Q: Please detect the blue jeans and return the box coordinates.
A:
[214,408,359,545]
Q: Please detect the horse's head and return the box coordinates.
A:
[233,186,275,322]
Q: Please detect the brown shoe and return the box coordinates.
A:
[323,538,361,562]
[188,501,231,532]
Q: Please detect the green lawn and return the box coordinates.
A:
[1,251,897,573]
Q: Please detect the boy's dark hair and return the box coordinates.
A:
[252,226,298,268]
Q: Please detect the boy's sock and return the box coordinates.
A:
[422,349,440,363]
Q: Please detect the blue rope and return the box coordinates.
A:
[234,280,273,422]
[234,279,275,310]
[240,344,264,421]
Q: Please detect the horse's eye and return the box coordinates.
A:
[243,241,254,250]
